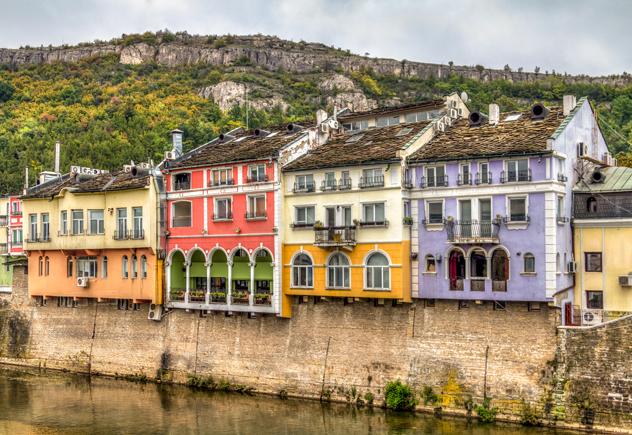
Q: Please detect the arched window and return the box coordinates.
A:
[524,253,535,273]
[448,249,466,290]
[141,255,147,279]
[470,249,487,278]
[38,256,43,276]
[102,256,108,278]
[67,257,73,277]
[425,255,436,273]
[122,255,129,279]
[292,253,313,288]
[327,253,350,289]
[491,249,509,291]
[44,256,50,276]
[131,255,138,278]
[365,252,390,290]
[586,197,597,213]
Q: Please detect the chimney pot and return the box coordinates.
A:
[488,104,500,125]
[170,129,183,157]
[563,95,577,116]
[316,109,328,125]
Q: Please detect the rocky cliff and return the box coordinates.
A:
[1,34,630,87]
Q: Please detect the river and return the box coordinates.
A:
[0,367,579,434]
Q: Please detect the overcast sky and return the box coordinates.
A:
[0,0,629,76]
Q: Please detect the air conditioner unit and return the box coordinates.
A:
[449,100,457,108]
[164,151,176,160]
[444,116,452,126]
[76,277,88,288]
[567,261,577,274]
[449,108,458,119]
[148,304,163,321]
[581,309,603,326]
[618,275,632,287]
[437,121,445,132]
[457,108,463,116]
[328,119,339,130]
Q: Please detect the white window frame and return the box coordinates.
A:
[102,256,108,278]
[88,209,105,235]
[425,165,446,187]
[424,254,437,274]
[505,159,529,182]
[425,200,444,228]
[29,214,38,241]
[116,208,128,236]
[214,197,232,220]
[557,195,565,223]
[132,207,143,238]
[294,205,315,227]
[362,202,386,225]
[72,210,84,235]
[248,164,267,182]
[459,163,471,185]
[40,213,50,241]
[523,253,536,274]
[478,161,490,184]
[247,194,266,219]
[291,252,314,288]
[77,256,98,278]
[294,174,315,192]
[211,167,233,186]
[171,201,192,227]
[122,255,129,279]
[141,255,148,279]
[60,210,68,235]
[505,195,529,229]
[326,253,351,289]
[364,252,391,290]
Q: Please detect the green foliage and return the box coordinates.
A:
[421,386,439,405]
[475,397,498,423]
[519,400,541,426]
[364,391,374,406]
[0,80,14,102]
[384,380,417,411]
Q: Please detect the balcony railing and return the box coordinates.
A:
[557,173,568,182]
[446,220,499,243]
[492,280,507,292]
[26,233,38,243]
[503,215,530,224]
[209,178,234,187]
[470,279,486,291]
[358,220,389,228]
[114,230,129,240]
[245,211,267,220]
[247,174,269,183]
[402,178,413,189]
[314,226,356,248]
[321,180,338,191]
[39,233,51,242]
[500,169,532,183]
[359,175,385,189]
[338,178,352,190]
[475,172,493,185]
[449,279,464,291]
[213,212,233,221]
[113,229,145,240]
[293,182,316,193]
[10,211,22,217]
[419,175,449,188]
[457,174,472,186]
[174,181,191,191]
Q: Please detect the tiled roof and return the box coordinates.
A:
[409,106,567,162]
[167,129,306,170]
[22,170,150,199]
[338,99,445,120]
[283,122,431,172]
[574,166,632,193]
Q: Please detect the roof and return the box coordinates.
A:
[338,99,445,121]
[167,129,306,170]
[283,122,431,172]
[22,170,151,199]
[574,166,632,193]
[409,106,568,163]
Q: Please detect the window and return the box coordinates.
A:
[77,256,97,278]
[29,214,37,241]
[363,203,385,224]
[323,172,336,189]
[478,162,490,184]
[132,207,143,238]
[586,291,603,309]
[248,164,267,182]
[377,115,400,127]
[586,197,597,213]
[523,253,535,273]
[556,253,560,273]
[172,202,192,227]
[247,195,266,218]
[12,229,22,245]
[131,255,138,279]
[506,159,529,182]
[470,249,487,278]
[361,168,383,187]
[214,198,232,220]
[365,253,390,290]
[60,210,68,235]
[508,197,527,222]
[459,164,470,185]
[211,168,232,186]
[40,213,49,241]
[327,253,350,288]
[425,166,446,187]
[72,210,84,235]
[294,174,315,192]
[67,257,73,277]
[344,120,368,131]
[426,201,443,224]
[405,112,428,123]
[116,208,128,238]
[340,171,351,189]
[584,252,602,272]
[173,173,191,191]
[38,256,43,276]
[557,196,564,220]
[141,255,147,279]
[295,206,315,227]
[425,255,436,272]
[102,256,108,278]
[45,256,49,275]
[122,256,129,279]
[88,210,105,235]
[292,253,313,288]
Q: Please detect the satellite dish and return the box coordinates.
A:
[460,91,469,103]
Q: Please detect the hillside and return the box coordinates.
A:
[1,31,632,193]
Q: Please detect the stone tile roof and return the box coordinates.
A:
[283,122,431,172]
[167,129,305,170]
[409,106,567,162]
[22,170,150,199]
[574,166,632,193]
[338,99,445,120]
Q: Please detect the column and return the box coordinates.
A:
[205,261,211,305]
[165,260,171,303]
[227,259,233,308]
[249,261,255,306]
[184,260,190,304]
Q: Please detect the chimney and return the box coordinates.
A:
[316,109,328,125]
[170,129,183,157]
[24,167,29,193]
[563,95,577,116]
[488,103,500,125]
[54,141,61,174]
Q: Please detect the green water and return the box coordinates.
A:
[0,368,578,434]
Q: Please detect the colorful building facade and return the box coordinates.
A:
[21,166,163,304]
[408,97,608,315]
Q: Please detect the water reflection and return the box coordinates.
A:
[0,367,578,435]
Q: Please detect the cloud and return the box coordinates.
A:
[0,0,629,75]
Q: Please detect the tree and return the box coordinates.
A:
[0,80,14,103]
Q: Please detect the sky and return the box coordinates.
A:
[0,0,630,76]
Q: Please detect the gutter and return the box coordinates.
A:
[408,150,553,165]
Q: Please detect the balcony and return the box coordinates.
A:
[457,174,472,186]
[213,212,233,222]
[419,175,449,188]
[114,230,130,240]
[321,180,338,191]
[402,177,413,189]
[10,210,22,217]
[449,278,464,291]
[357,219,389,228]
[314,226,356,249]
[475,172,493,185]
[500,169,532,183]
[492,280,507,292]
[245,211,267,220]
[293,182,316,193]
[338,178,352,190]
[557,173,568,182]
[113,229,145,240]
[247,175,269,183]
[359,175,384,189]
[208,178,234,187]
[470,279,486,291]
[174,181,191,191]
[446,220,500,244]
[26,233,38,243]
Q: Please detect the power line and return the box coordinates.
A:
[599,116,632,148]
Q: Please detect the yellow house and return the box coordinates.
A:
[570,165,632,326]
[21,166,163,306]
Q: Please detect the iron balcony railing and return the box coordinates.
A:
[209,178,234,187]
[402,177,413,189]
[359,175,384,189]
[321,180,338,191]
[174,181,191,191]
[358,220,389,228]
[449,278,464,291]
[470,279,486,292]
[492,280,507,292]
[338,178,352,190]
[503,215,530,224]
[446,220,500,243]
[475,172,493,185]
[213,212,233,221]
[245,211,267,220]
[457,173,472,186]
[500,169,532,183]
[10,210,22,216]
[557,173,568,182]
[419,175,449,188]
[247,174,269,183]
[114,229,145,240]
[293,182,316,193]
[114,230,129,240]
[314,226,356,247]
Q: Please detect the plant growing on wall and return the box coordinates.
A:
[475,397,498,423]
[384,380,417,411]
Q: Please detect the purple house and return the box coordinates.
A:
[406,96,609,307]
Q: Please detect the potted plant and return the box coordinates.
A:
[403,216,413,225]
[313,220,324,230]
[255,293,271,305]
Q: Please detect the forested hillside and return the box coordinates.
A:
[1,32,632,194]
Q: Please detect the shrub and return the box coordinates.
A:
[421,386,439,405]
[384,380,417,411]
[0,81,14,103]
[475,397,498,423]
[519,400,541,426]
